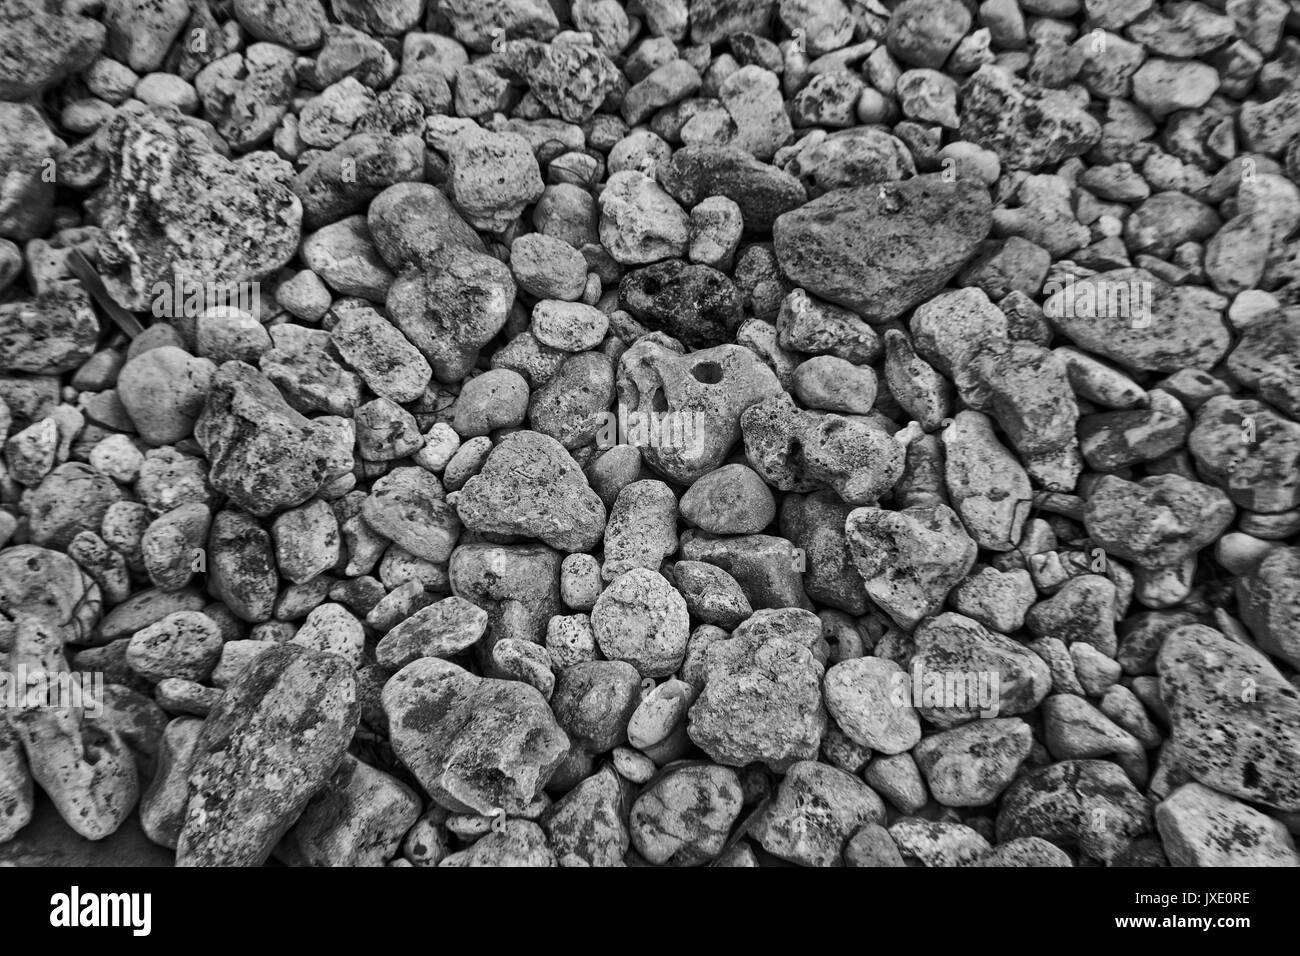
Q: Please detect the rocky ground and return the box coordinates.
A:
[0,0,1299,868]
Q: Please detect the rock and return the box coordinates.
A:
[658,144,807,232]
[688,615,827,770]
[387,245,515,383]
[619,260,743,348]
[1026,575,1119,657]
[506,35,619,124]
[550,660,641,752]
[914,719,1033,807]
[1158,624,1300,811]
[27,462,123,551]
[602,480,679,580]
[942,410,1032,551]
[822,657,920,754]
[456,431,605,552]
[541,765,629,866]
[1237,547,1300,670]
[599,170,690,264]
[375,596,488,669]
[194,362,330,516]
[126,610,223,683]
[890,818,992,866]
[8,707,138,841]
[367,182,485,271]
[995,759,1152,863]
[440,0,559,51]
[843,822,907,867]
[1042,694,1147,786]
[1083,474,1234,569]
[195,44,297,150]
[0,104,67,242]
[909,613,1052,728]
[678,532,810,610]
[886,0,972,68]
[679,464,775,534]
[968,836,1073,867]
[94,111,301,311]
[104,0,189,73]
[117,347,215,446]
[279,755,420,866]
[1156,783,1299,867]
[741,393,904,503]
[446,126,545,231]
[1044,268,1231,374]
[671,561,752,629]
[510,233,589,301]
[139,716,202,849]
[176,644,360,866]
[362,467,460,563]
[629,763,744,865]
[383,657,568,815]
[773,175,992,320]
[845,503,976,630]
[0,0,104,100]
[591,568,689,677]
[1188,396,1300,515]
[616,337,782,483]
[207,510,278,623]
[959,64,1102,170]
[753,760,885,867]
[449,542,562,657]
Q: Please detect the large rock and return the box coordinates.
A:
[176,644,360,866]
[93,111,301,311]
[1158,624,1300,811]
[845,503,977,629]
[0,0,104,101]
[995,759,1153,863]
[1156,783,1299,867]
[1043,268,1231,374]
[959,64,1102,171]
[687,613,827,770]
[455,431,606,553]
[658,144,807,232]
[0,103,67,240]
[909,613,1052,728]
[382,657,569,815]
[773,175,992,320]
[194,362,331,517]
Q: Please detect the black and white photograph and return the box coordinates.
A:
[0,0,1295,917]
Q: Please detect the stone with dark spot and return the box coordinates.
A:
[773,175,992,320]
[382,657,568,815]
[176,644,360,866]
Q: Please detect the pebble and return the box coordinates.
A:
[629,763,743,865]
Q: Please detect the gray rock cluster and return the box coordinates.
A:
[1,0,1299,870]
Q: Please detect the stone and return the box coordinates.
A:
[773,176,992,320]
[629,763,743,866]
[1158,624,1300,811]
[95,112,300,312]
[195,362,330,517]
[688,615,827,771]
[383,657,568,815]
[1156,783,1299,867]
[176,644,359,866]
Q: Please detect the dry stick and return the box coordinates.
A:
[65,248,147,340]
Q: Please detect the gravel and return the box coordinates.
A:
[1,0,1298,872]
